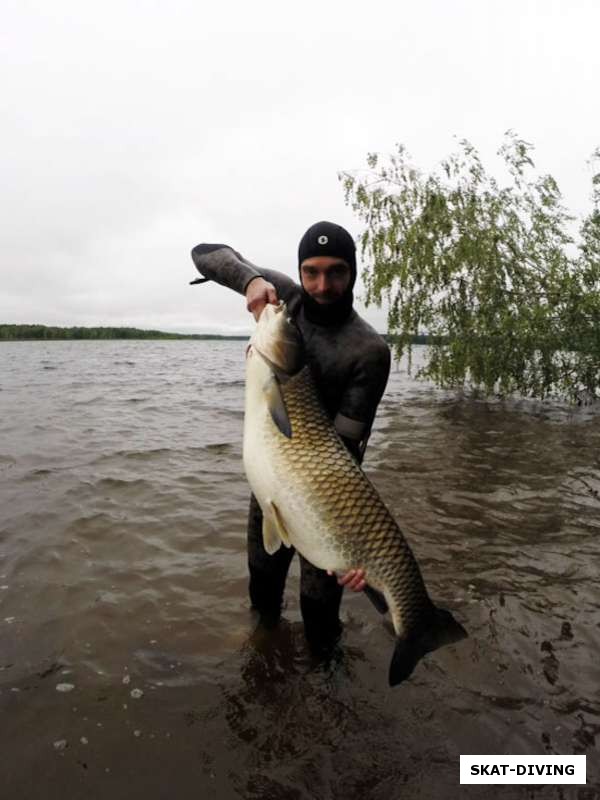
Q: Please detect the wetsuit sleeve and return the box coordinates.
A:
[190,243,298,300]
[334,340,391,460]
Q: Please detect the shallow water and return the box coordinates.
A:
[0,341,598,799]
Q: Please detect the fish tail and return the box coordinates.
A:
[388,607,467,687]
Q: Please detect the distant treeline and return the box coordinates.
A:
[1,324,436,345]
[0,324,248,341]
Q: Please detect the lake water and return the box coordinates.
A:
[0,341,599,799]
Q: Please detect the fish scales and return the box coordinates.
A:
[244,301,467,684]
[266,365,433,634]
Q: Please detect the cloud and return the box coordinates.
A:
[2,0,599,332]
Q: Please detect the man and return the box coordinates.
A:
[191,221,391,651]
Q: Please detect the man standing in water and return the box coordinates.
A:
[191,221,391,652]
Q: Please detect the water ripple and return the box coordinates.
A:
[0,340,599,796]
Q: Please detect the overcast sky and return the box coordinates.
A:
[2,0,599,334]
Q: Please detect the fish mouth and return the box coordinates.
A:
[248,301,303,375]
[270,300,298,329]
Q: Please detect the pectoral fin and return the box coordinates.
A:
[269,501,292,548]
[261,500,293,553]
[262,514,283,555]
[264,375,292,439]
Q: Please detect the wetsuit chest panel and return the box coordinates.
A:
[297,315,359,418]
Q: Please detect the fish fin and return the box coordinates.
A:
[263,375,292,439]
[388,607,468,687]
[364,585,389,614]
[269,501,292,548]
[262,513,283,555]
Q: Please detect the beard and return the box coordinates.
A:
[301,288,354,327]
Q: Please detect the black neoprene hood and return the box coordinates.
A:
[297,221,357,288]
[296,221,357,326]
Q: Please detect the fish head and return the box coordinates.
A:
[249,302,304,375]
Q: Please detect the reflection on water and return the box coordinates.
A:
[0,341,599,799]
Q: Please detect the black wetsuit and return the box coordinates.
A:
[191,244,391,648]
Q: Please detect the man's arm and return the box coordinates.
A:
[191,243,299,319]
[191,243,261,294]
[245,276,279,321]
[334,339,392,463]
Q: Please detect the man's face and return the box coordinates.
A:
[300,256,352,305]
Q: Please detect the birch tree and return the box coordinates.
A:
[340,133,600,401]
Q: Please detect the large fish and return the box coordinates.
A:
[243,302,467,685]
